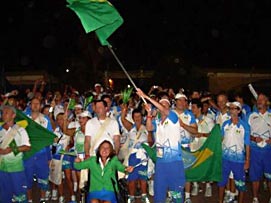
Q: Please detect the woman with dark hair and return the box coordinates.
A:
[74,140,133,203]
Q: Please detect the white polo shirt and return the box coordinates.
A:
[248,110,271,149]
[85,117,119,155]
[153,110,183,163]
[216,111,231,127]
[221,119,250,163]
[174,109,197,145]
[127,125,148,151]
[54,127,70,150]
[196,115,215,134]
[0,124,31,172]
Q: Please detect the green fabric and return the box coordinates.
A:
[75,130,85,154]
[15,110,56,160]
[185,124,222,182]
[68,98,76,110]
[0,153,24,172]
[74,156,125,192]
[84,96,93,109]
[142,124,222,182]
[67,0,123,46]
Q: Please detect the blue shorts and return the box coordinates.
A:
[154,161,185,203]
[127,153,148,181]
[217,159,246,191]
[53,154,72,170]
[24,150,49,190]
[87,189,117,203]
[0,170,27,203]
[249,147,271,181]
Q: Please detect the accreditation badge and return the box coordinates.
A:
[156,146,164,158]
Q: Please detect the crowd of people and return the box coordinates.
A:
[0,79,271,203]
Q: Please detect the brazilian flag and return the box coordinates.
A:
[185,124,222,182]
[15,110,56,160]
[67,0,123,46]
[142,124,222,182]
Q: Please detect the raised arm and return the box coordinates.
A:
[136,88,169,117]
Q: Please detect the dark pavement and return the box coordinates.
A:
[32,180,270,203]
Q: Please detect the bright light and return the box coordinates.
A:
[108,78,113,84]
[127,85,131,88]
[66,69,69,73]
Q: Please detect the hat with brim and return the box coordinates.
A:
[0,105,16,114]
[175,93,188,100]
[54,106,65,119]
[78,111,92,118]
[226,101,242,110]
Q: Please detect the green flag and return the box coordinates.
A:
[142,124,222,182]
[67,0,124,46]
[185,124,222,182]
[84,95,93,109]
[15,110,56,160]
[68,98,76,110]
[121,87,133,104]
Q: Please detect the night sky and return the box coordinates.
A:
[1,0,271,89]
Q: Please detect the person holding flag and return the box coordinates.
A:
[136,88,185,203]
[23,97,53,203]
[0,105,31,203]
[190,98,215,197]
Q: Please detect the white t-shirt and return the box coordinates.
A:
[54,127,70,150]
[85,117,119,155]
[248,110,271,149]
[221,119,250,163]
[215,111,231,127]
[196,115,215,134]
[173,109,197,145]
[0,124,31,172]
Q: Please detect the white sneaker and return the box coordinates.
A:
[45,190,51,201]
[252,197,259,203]
[204,185,212,197]
[51,189,58,201]
[73,182,78,192]
[59,196,65,203]
[184,198,192,203]
[148,180,154,196]
[191,185,199,196]
[71,194,76,201]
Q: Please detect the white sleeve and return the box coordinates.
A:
[111,120,120,137]
[85,120,92,137]
[18,128,31,146]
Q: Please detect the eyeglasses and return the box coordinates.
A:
[229,107,239,110]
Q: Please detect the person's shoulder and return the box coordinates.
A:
[204,115,213,123]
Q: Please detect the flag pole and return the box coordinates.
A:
[107,45,147,104]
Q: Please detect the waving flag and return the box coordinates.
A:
[15,110,56,160]
[67,0,123,46]
[185,124,222,182]
[142,124,222,182]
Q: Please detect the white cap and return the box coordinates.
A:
[79,111,92,118]
[74,104,83,109]
[175,93,188,100]
[54,106,65,119]
[94,83,102,87]
[159,98,171,105]
[226,101,242,110]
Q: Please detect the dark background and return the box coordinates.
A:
[1,0,271,91]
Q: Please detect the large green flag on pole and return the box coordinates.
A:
[67,0,124,46]
[15,110,56,160]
